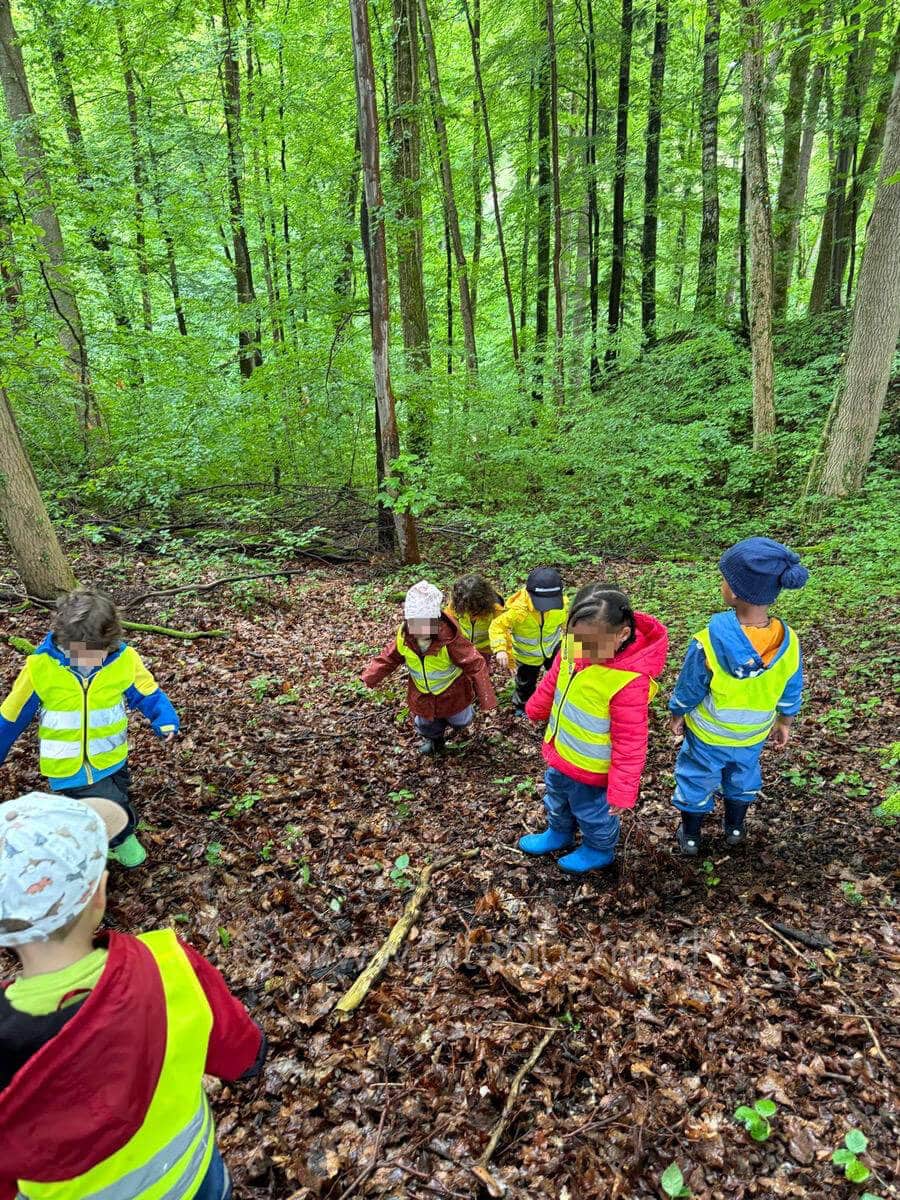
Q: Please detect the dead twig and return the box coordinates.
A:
[475,1026,559,1183]
[334,1102,389,1200]
[769,921,834,949]
[331,850,479,1021]
[754,916,804,957]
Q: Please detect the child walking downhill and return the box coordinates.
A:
[520,587,668,873]
[362,580,497,754]
[0,588,179,868]
[0,790,266,1200]
[447,574,506,661]
[668,537,808,856]
[490,568,569,715]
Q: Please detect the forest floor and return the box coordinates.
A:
[1,550,898,1200]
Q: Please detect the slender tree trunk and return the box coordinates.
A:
[771,9,813,319]
[219,0,261,377]
[519,67,535,344]
[418,0,477,375]
[533,19,551,401]
[350,0,419,564]
[737,151,749,336]
[277,39,297,342]
[0,388,77,597]
[391,0,432,421]
[175,83,234,269]
[741,0,776,448]
[584,0,600,387]
[140,90,187,336]
[640,0,668,344]
[469,0,482,324]
[335,128,361,315]
[606,0,633,363]
[463,0,520,368]
[807,74,900,496]
[546,0,564,399]
[245,7,283,348]
[359,186,394,550]
[695,0,720,317]
[0,197,23,328]
[444,210,453,376]
[0,0,97,435]
[113,5,152,332]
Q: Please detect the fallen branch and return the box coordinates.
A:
[475,1027,559,1188]
[125,565,339,608]
[331,849,479,1021]
[1,591,228,641]
[769,921,834,950]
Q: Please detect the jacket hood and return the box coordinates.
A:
[573,611,668,677]
[38,633,128,669]
[0,931,166,1182]
[707,610,790,679]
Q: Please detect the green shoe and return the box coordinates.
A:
[108,834,147,869]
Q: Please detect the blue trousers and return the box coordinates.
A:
[195,1146,232,1200]
[415,705,473,740]
[672,729,762,814]
[543,767,620,851]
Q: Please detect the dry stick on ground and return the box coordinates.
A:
[331,850,479,1021]
[475,1027,559,1184]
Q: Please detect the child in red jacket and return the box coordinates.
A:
[520,587,668,873]
[362,580,497,755]
[0,791,266,1200]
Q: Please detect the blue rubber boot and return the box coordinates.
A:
[518,827,573,855]
[558,844,615,874]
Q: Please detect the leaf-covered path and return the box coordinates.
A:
[2,561,897,1199]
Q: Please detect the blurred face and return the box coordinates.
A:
[407,618,440,640]
[62,641,108,669]
[569,619,630,663]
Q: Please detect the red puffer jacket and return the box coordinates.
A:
[362,612,497,721]
[526,611,668,809]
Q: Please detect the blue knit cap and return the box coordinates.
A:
[719,537,809,605]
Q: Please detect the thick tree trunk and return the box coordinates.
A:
[0,388,77,598]
[113,6,152,332]
[220,0,261,377]
[694,0,719,318]
[546,0,564,400]
[418,0,477,376]
[771,9,813,319]
[350,0,419,564]
[640,0,668,344]
[391,0,431,390]
[0,0,97,434]
[606,0,632,364]
[742,0,776,448]
[463,0,519,369]
[807,73,900,497]
[533,23,551,401]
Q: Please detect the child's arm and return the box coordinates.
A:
[776,643,804,716]
[361,637,404,688]
[667,640,712,718]
[607,676,652,810]
[0,665,40,765]
[525,655,560,722]
[488,603,518,657]
[179,941,267,1080]
[124,650,179,737]
[449,636,497,710]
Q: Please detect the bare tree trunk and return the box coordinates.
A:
[113,5,152,332]
[771,8,813,319]
[0,388,77,597]
[742,0,776,448]
[807,73,900,496]
[519,66,535,348]
[606,0,632,364]
[737,151,749,336]
[391,0,432,432]
[139,90,187,337]
[219,0,261,377]
[583,0,600,388]
[695,0,719,317]
[534,21,551,401]
[0,195,23,327]
[277,39,297,343]
[0,0,97,434]
[469,0,482,324]
[418,0,477,376]
[359,185,394,550]
[350,0,419,564]
[546,0,564,400]
[640,0,668,344]
[245,5,283,349]
[463,0,519,368]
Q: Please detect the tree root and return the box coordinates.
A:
[331,849,479,1022]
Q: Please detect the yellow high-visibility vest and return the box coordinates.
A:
[545,657,639,774]
[396,627,463,695]
[511,606,567,666]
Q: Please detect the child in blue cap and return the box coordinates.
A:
[668,537,808,855]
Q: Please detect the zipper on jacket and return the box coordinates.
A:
[539,612,546,658]
[75,671,94,785]
[416,648,433,694]
[549,665,580,741]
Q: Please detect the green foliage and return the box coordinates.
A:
[205,841,224,868]
[832,1129,872,1183]
[733,1098,777,1142]
[390,853,413,890]
[700,859,720,888]
[841,881,866,907]
[660,1162,691,1197]
[872,789,900,827]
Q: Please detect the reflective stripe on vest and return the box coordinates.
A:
[396,628,463,695]
[16,930,215,1200]
[28,651,134,779]
[512,607,566,666]
[684,625,799,748]
[458,613,492,651]
[545,659,638,774]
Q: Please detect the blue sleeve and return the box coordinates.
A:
[0,692,40,764]
[125,685,180,736]
[667,640,712,714]
[776,644,804,716]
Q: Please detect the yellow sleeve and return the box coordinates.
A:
[0,664,36,723]
[129,647,160,696]
[488,602,520,654]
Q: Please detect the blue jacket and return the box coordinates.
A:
[668,611,803,720]
[0,634,179,789]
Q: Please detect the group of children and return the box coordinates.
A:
[362,537,809,873]
[0,535,808,1197]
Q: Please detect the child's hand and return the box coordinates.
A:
[770,717,792,749]
[668,714,685,741]
[495,651,513,674]
[162,732,177,749]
